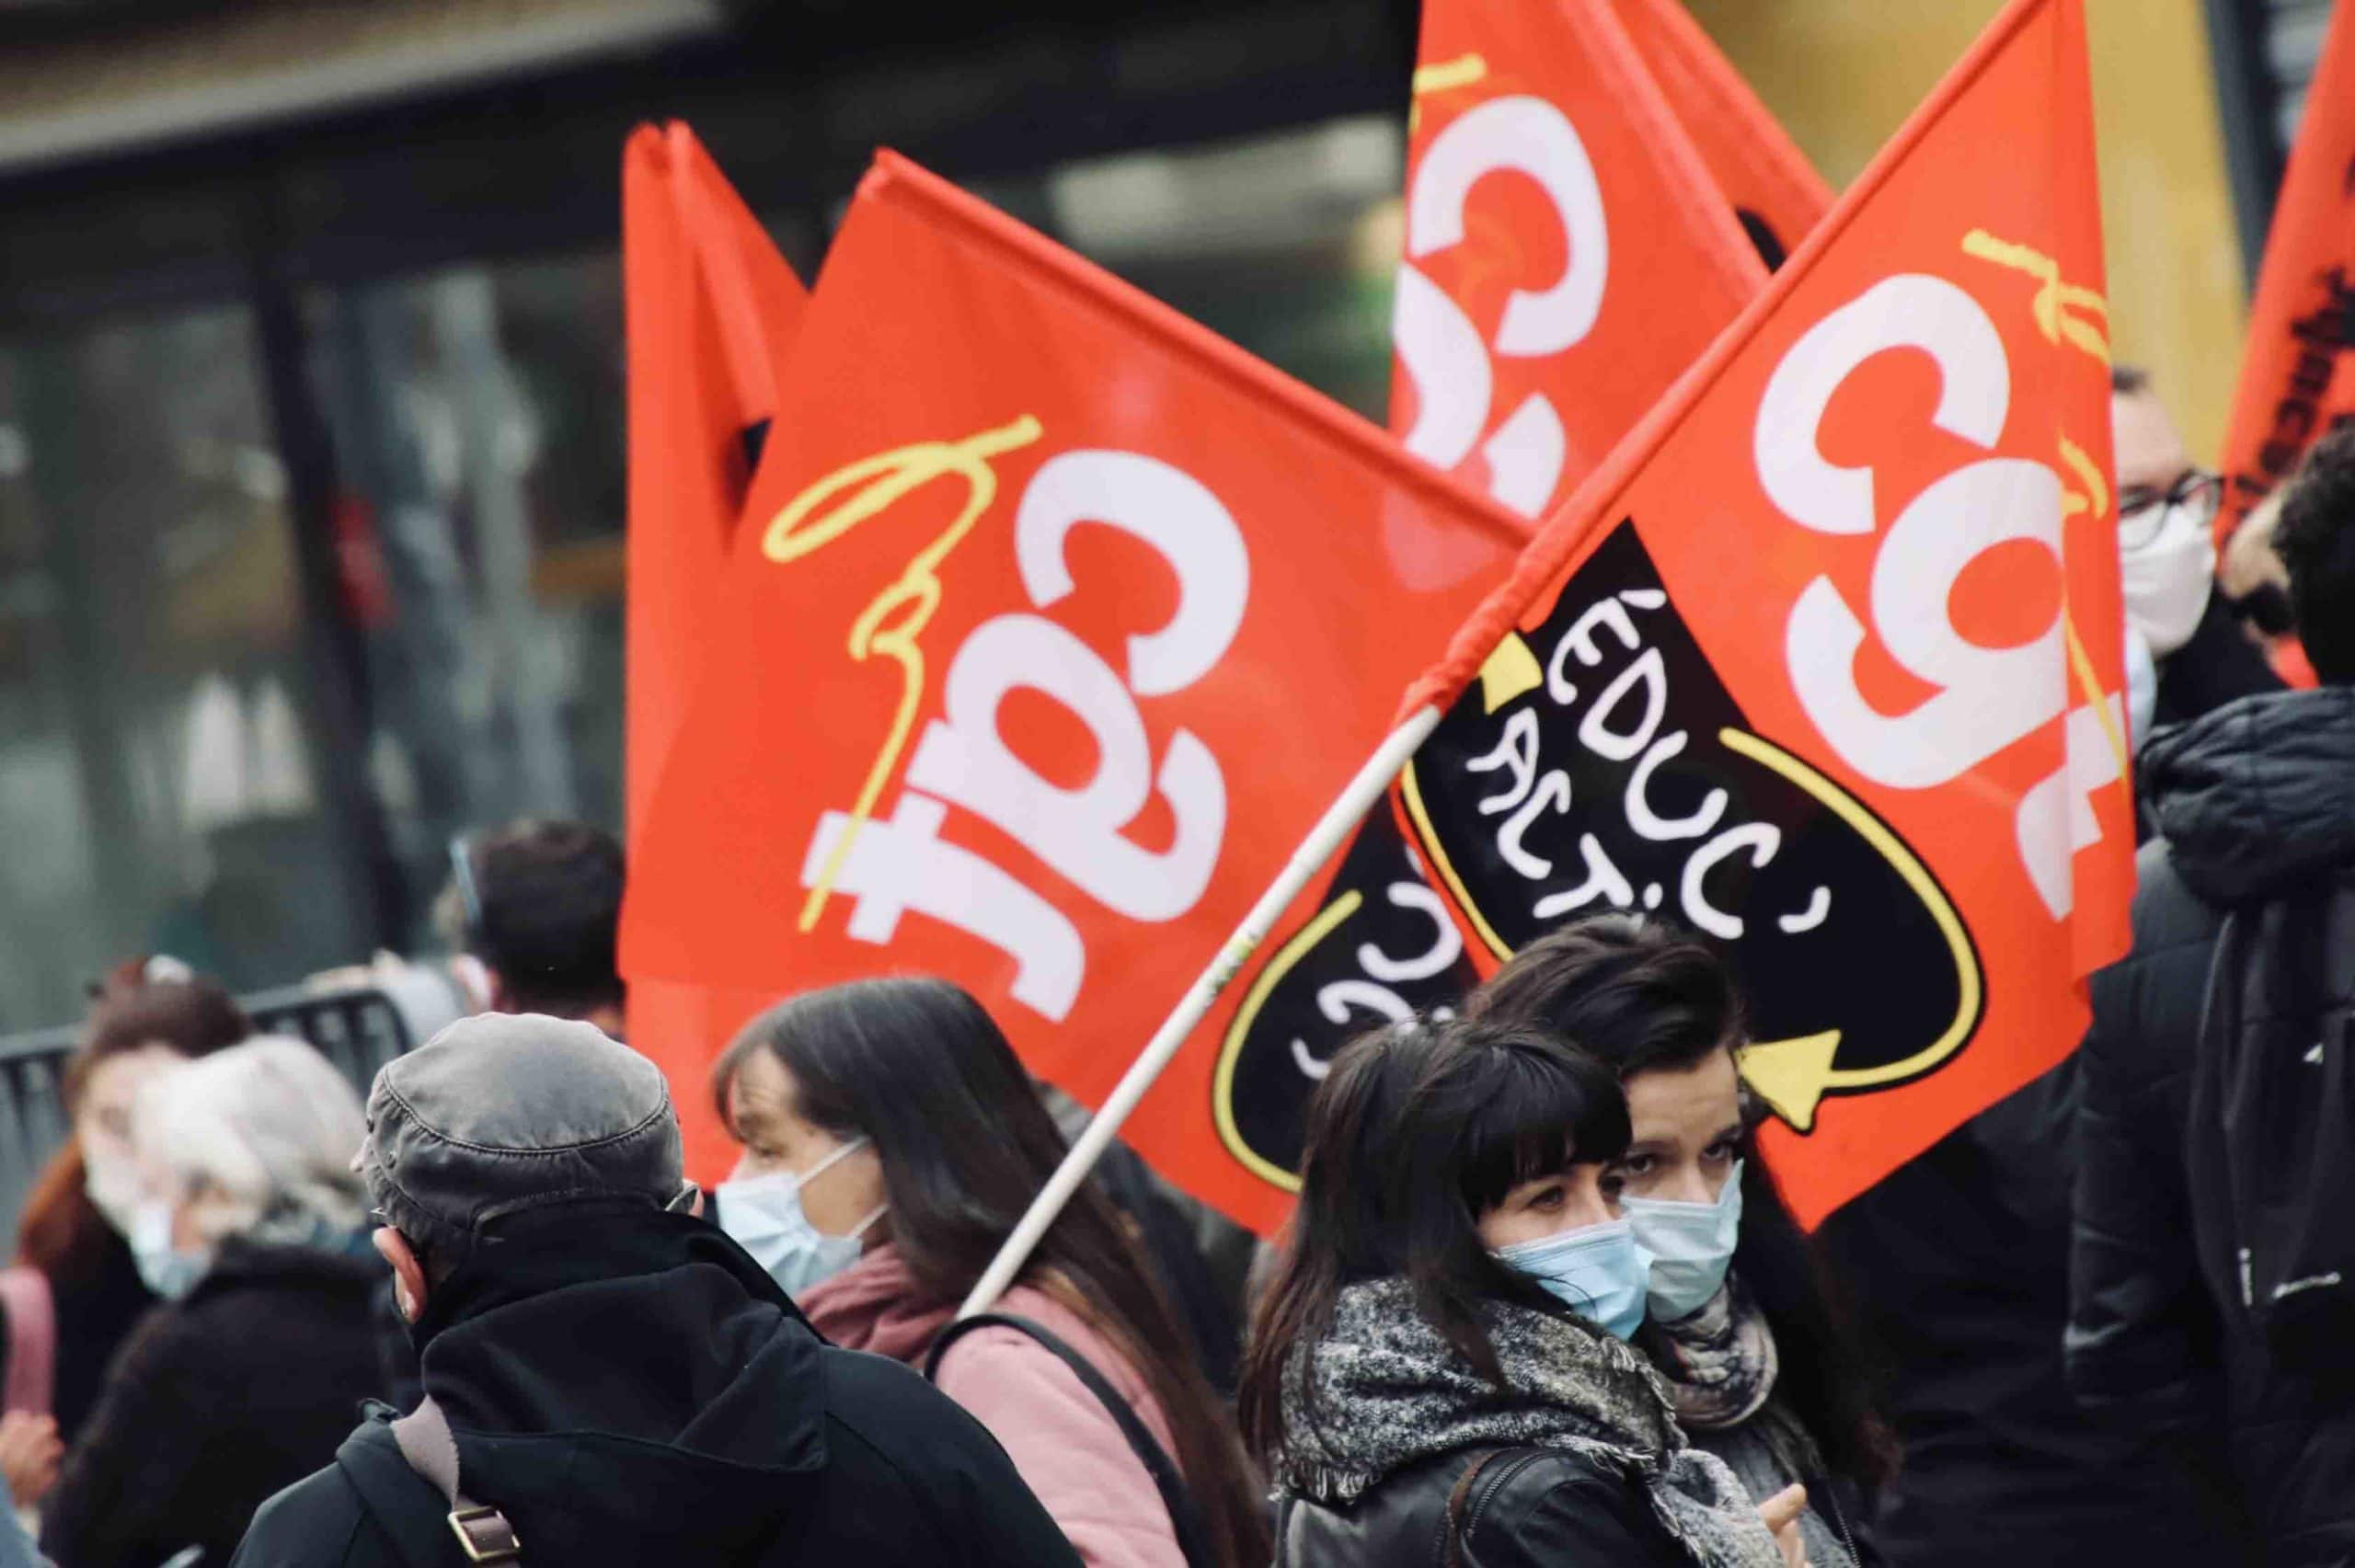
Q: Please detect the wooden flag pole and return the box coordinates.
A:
[959,705,1446,1318]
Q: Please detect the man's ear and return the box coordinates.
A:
[374,1228,431,1322]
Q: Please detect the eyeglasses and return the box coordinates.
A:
[2118,468,2222,551]
[448,834,485,950]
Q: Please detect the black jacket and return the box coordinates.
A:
[2070,685,2355,1565]
[1815,1060,2252,1567]
[1276,1447,1687,1568]
[41,1226,158,1447]
[2152,595,2283,735]
[41,1236,385,1568]
[231,1206,1082,1568]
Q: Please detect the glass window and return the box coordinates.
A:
[309,254,628,949]
[0,308,362,1027]
[314,118,1406,952]
[1039,116,1407,420]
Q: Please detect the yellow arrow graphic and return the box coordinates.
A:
[1720,728,1984,1132]
[1739,1032,1844,1132]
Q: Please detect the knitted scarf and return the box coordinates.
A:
[1272,1278,1786,1568]
[1653,1281,1779,1432]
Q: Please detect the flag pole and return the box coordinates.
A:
[959,704,1446,1318]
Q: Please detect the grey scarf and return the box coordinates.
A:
[1654,1282,1779,1432]
[1273,1279,1786,1568]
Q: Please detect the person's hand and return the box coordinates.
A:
[0,1412,62,1505]
[2221,491,2288,603]
[1758,1482,1810,1568]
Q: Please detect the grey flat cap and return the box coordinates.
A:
[361,1013,684,1260]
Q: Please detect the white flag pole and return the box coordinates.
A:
[958,704,1446,1319]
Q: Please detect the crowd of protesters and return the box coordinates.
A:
[0,372,2341,1566]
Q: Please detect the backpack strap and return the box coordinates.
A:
[1443,1449,1506,1568]
[926,1311,1216,1568]
[390,1396,522,1564]
[0,1267,53,1417]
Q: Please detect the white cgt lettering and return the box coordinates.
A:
[1754,274,2010,538]
[1409,97,1610,355]
[1391,94,1608,518]
[1016,450,1247,696]
[808,446,1251,1017]
[1757,275,2068,789]
[908,613,1225,923]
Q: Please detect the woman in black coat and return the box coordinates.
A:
[1241,1018,1802,1568]
[41,1038,384,1568]
[1466,917,1894,1566]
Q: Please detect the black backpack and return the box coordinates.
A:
[2187,876,2355,1364]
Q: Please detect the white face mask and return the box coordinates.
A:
[83,1148,146,1239]
[2119,502,2216,658]
[1493,1217,1651,1340]
[1620,1159,1745,1322]
[715,1137,885,1299]
[128,1199,208,1301]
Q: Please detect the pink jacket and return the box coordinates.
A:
[800,1245,1189,1568]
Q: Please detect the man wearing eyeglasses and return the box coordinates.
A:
[2111,365,2281,745]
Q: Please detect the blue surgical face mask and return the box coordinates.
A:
[1620,1160,1745,1322]
[129,1198,209,1301]
[1494,1217,1651,1340]
[716,1137,885,1299]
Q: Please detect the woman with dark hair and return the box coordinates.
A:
[6,966,248,1451]
[1466,914,1894,1566]
[1244,1017,1803,1568]
[710,977,1269,1568]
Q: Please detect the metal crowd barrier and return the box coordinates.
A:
[0,965,468,1241]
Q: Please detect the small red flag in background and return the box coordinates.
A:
[1391,0,2130,1227]
[1392,0,1765,520]
[2217,0,2355,543]
[619,152,1529,1230]
[622,122,811,1177]
[2213,0,2353,690]
[1608,0,1835,267]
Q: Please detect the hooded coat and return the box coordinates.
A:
[2068,685,2355,1565]
[228,1207,1081,1568]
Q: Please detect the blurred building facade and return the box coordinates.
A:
[0,0,2317,1028]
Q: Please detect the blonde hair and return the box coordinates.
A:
[132,1036,367,1245]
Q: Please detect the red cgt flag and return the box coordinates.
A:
[620,152,1528,1229]
[622,122,811,1175]
[2216,0,2355,544]
[1394,0,1765,521]
[1203,0,1773,1222]
[1392,0,2131,1226]
[1609,0,1835,268]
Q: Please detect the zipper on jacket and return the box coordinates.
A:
[1812,1477,1861,1568]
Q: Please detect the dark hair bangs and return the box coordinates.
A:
[1448,1034,1629,1217]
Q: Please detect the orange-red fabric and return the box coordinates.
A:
[2216,0,2355,545]
[1610,0,1834,263]
[622,122,810,1178]
[1401,0,2131,1226]
[620,152,1528,1230]
[1393,0,1765,522]
[1186,0,1775,1236]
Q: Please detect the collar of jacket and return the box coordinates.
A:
[410,1201,799,1349]
[2143,685,2355,904]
